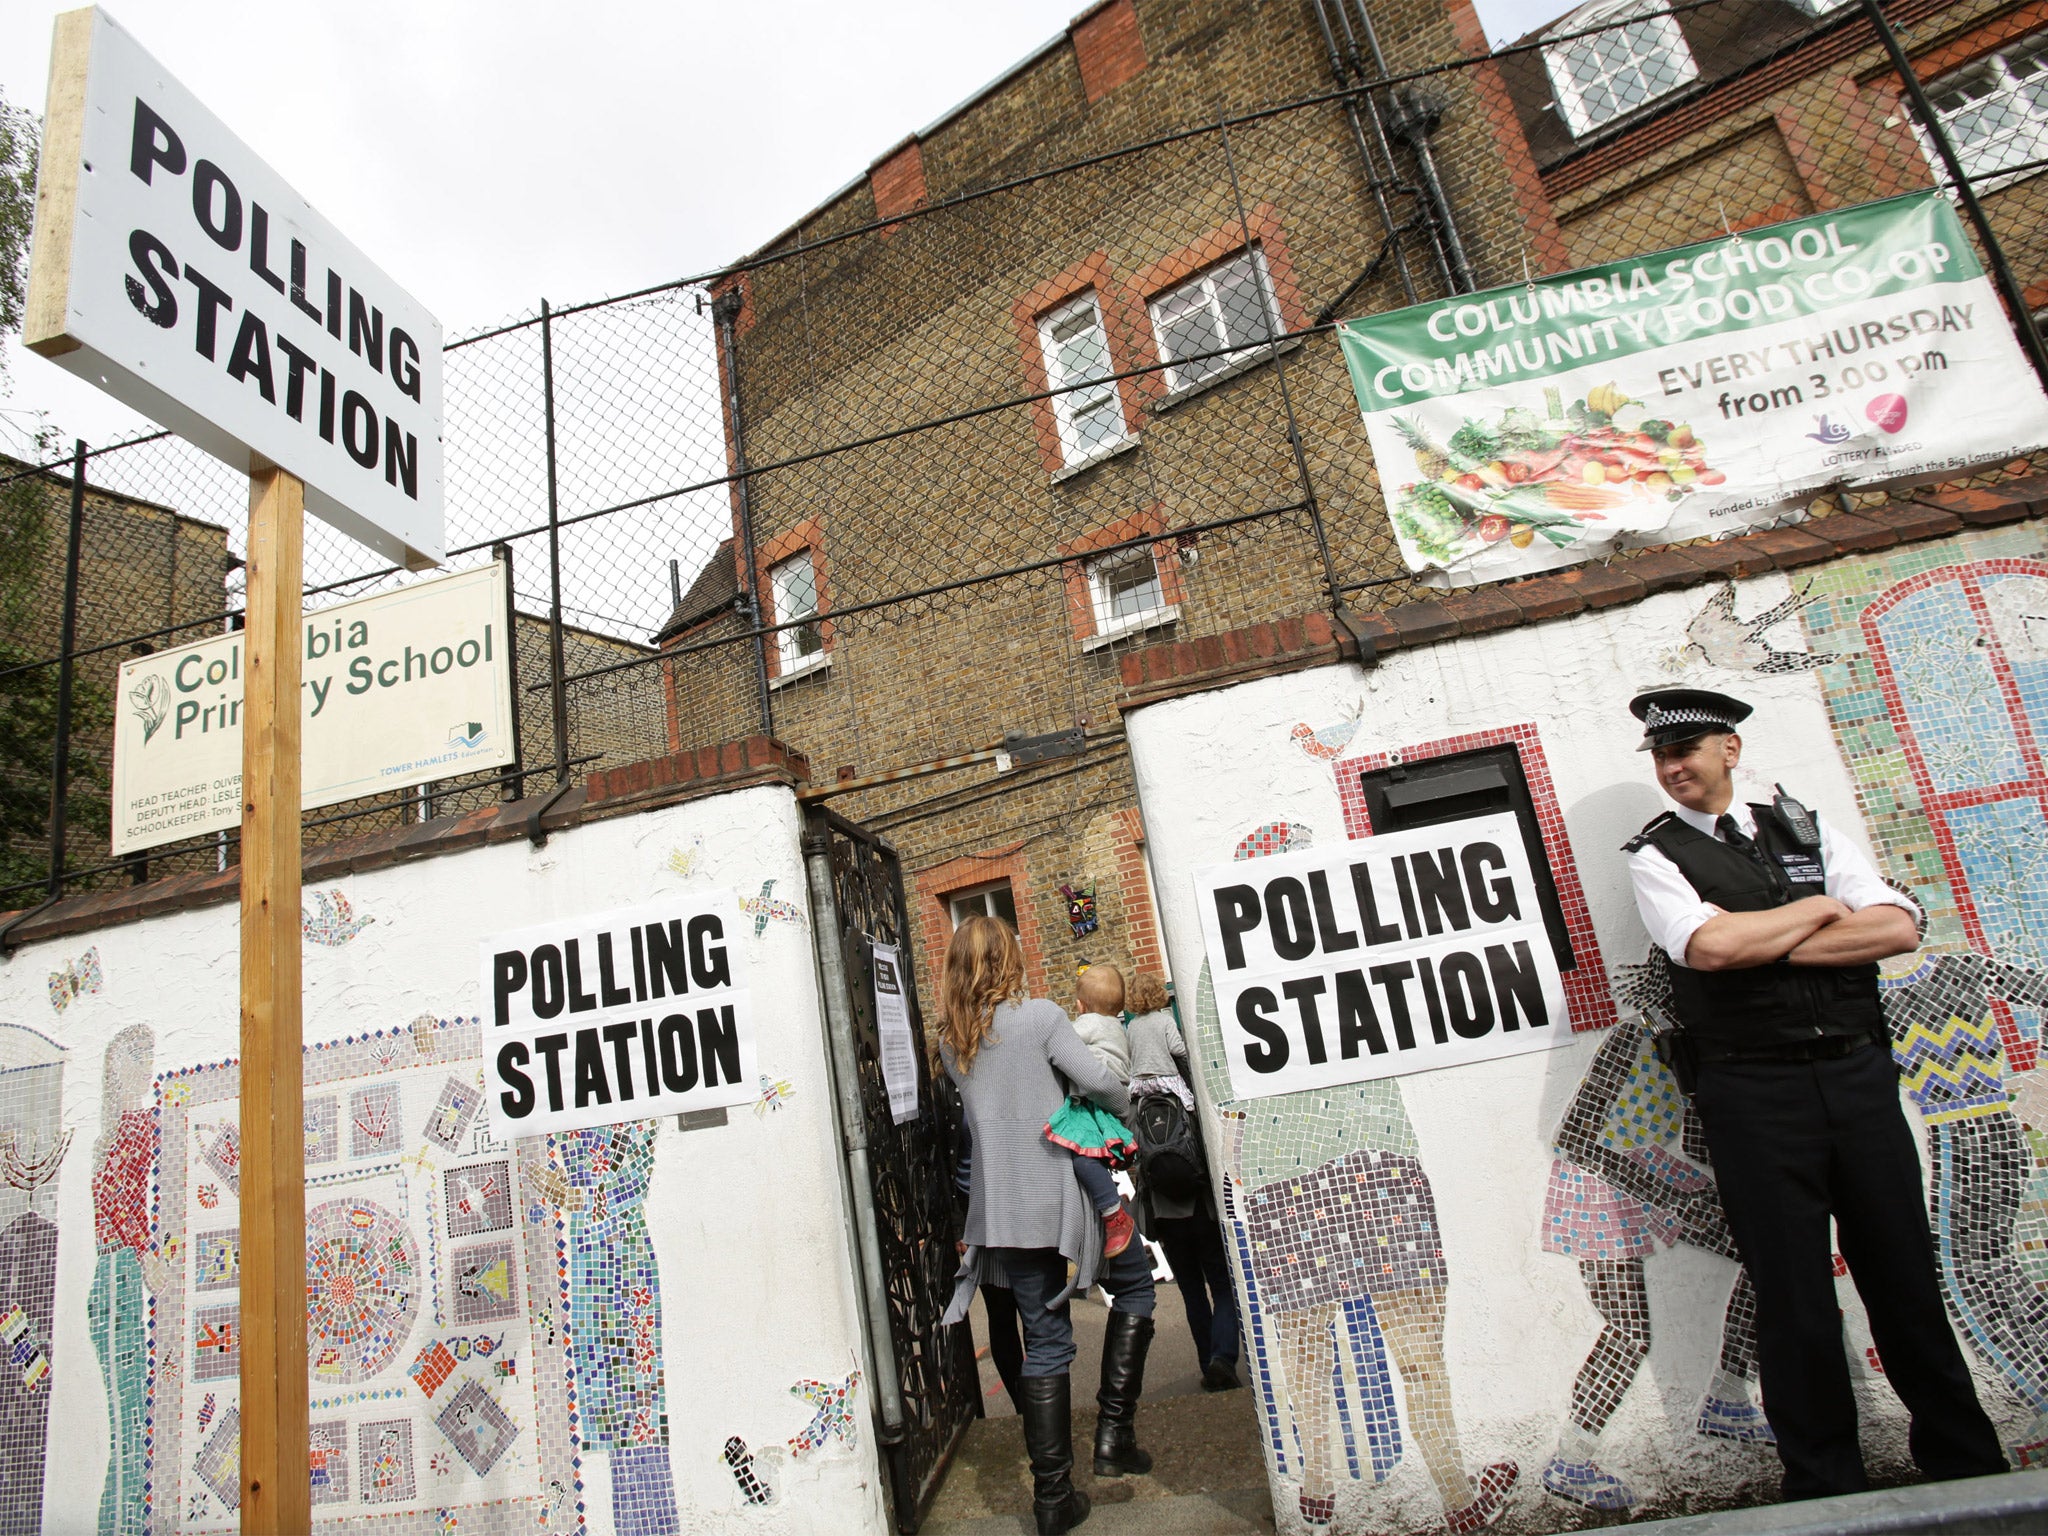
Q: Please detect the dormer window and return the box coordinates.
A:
[1543,0,1699,138]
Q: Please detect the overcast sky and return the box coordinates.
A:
[2,0,1567,454]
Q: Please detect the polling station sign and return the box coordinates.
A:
[1338,193,2048,585]
[110,564,512,853]
[481,893,759,1138]
[1194,813,1571,1099]
[25,8,443,568]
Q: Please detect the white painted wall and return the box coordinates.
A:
[1125,573,2030,1531]
[9,782,889,1535]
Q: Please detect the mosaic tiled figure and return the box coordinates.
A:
[1191,821,1516,1532]
[1538,958,1769,1512]
[0,1025,66,1536]
[88,1026,155,1536]
[552,1119,679,1536]
[1879,951,2048,1462]
[1806,551,2048,1463]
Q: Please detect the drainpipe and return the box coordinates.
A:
[1386,86,1479,295]
[800,816,913,1524]
[1308,0,1421,305]
[1320,0,1481,297]
[710,287,776,738]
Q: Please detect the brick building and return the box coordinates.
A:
[659,0,2035,997]
[1494,0,2048,300]
[0,458,233,888]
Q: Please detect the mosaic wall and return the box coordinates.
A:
[0,1027,66,1536]
[1803,527,2048,1466]
[0,785,879,1535]
[1190,821,1518,1534]
[151,1017,582,1536]
[1128,548,2048,1530]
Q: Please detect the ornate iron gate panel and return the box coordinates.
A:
[803,805,977,1532]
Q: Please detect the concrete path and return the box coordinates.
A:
[927,1286,1276,1535]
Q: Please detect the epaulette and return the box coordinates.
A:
[1621,812,1675,854]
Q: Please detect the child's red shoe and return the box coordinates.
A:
[1102,1203,1136,1258]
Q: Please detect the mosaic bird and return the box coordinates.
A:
[667,837,705,878]
[755,1075,795,1117]
[788,1368,862,1457]
[1676,582,1830,675]
[303,889,375,946]
[1290,699,1364,760]
[741,879,804,938]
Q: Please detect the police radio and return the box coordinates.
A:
[1773,784,1822,853]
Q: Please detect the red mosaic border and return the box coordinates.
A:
[1332,722,1617,1034]
[1861,557,2048,1072]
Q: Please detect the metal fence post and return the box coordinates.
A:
[711,286,775,738]
[46,440,87,900]
[540,299,572,785]
[1215,117,1350,625]
[493,541,526,800]
[1859,0,2048,391]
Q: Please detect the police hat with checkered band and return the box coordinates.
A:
[1628,686,1753,752]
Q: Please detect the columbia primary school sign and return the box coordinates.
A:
[110,566,513,853]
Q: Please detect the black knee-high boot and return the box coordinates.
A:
[1017,1374,1091,1535]
[1093,1310,1155,1477]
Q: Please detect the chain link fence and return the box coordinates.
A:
[2,0,2043,911]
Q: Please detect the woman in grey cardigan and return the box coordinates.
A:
[936,917,1157,1536]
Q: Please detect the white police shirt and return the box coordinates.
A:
[1627,802,1919,969]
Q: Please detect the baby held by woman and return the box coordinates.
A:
[1044,964,1141,1255]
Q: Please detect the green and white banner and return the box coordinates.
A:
[1338,193,2048,584]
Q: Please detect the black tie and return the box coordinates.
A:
[1717,813,1766,864]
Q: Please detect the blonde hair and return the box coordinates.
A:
[1126,972,1170,1015]
[938,915,1026,1076]
[1077,964,1126,1015]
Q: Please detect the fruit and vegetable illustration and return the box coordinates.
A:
[1389,382,1725,565]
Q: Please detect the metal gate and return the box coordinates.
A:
[801,805,979,1533]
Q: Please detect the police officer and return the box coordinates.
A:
[1623,686,2006,1500]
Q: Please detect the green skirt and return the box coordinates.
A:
[1046,1095,1137,1167]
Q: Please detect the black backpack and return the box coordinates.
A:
[1133,1094,1206,1201]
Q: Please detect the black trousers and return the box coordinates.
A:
[1692,1043,2006,1500]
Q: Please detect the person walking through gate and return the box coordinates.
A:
[1124,970,1241,1393]
[1622,686,2006,1500]
[936,916,1158,1535]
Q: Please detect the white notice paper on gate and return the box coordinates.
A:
[1193,812,1572,1099]
[872,941,921,1124]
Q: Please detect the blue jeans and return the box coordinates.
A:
[1154,1215,1239,1366]
[998,1242,1158,1377]
[1071,1154,1121,1215]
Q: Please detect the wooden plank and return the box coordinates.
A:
[23,8,92,357]
[239,463,309,1534]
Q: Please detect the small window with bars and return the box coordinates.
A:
[1922,31,2048,191]
[1085,546,1171,640]
[1037,293,1129,467]
[769,551,825,676]
[1543,0,1699,139]
[1146,247,1280,394]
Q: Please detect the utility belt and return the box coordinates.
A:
[1646,1006,1884,1095]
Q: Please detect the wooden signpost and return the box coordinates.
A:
[237,465,309,1533]
[25,12,443,1531]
